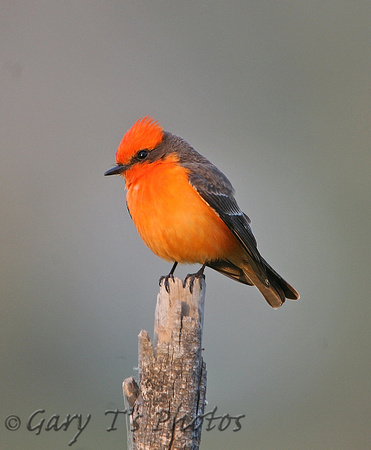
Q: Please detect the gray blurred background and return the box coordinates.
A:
[1,2,370,449]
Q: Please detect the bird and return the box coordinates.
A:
[105,116,299,308]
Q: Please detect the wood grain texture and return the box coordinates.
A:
[123,277,207,449]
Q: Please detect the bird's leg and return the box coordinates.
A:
[159,262,178,293]
[183,263,206,293]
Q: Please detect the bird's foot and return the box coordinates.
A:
[159,262,178,293]
[183,264,206,293]
[159,273,175,293]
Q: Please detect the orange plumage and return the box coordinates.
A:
[126,154,241,263]
[116,116,163,165]
[105,117,299,308]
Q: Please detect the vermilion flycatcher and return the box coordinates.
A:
[105,117,299,308]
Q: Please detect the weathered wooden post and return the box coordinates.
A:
[123,277,207,449]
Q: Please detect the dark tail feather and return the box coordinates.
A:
[206,258,299,308]
[261,257,300,301]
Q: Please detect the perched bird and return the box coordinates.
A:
[105,117,299,308]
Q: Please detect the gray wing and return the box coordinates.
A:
[179,151,269,286]
[167,133,299,303]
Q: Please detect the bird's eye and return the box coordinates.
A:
[136,150,149,160]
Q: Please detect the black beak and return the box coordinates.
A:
[104,164,127,176]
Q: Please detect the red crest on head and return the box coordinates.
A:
[116,116,164,164]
